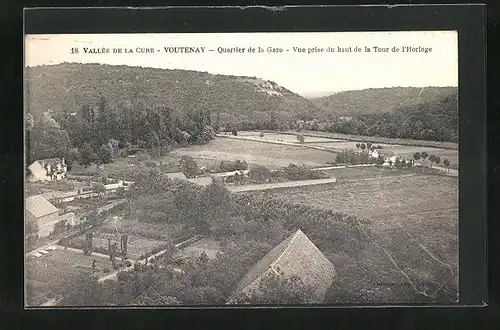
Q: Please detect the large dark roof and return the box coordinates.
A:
[232,229,336,302]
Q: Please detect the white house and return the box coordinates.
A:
[369,149,379,159]
[28,158,68,182]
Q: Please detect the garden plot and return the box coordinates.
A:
[177,238,221,260]
[71,233,170,261]
[25,248,113,306]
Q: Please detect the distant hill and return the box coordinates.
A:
[24,63,324,127]
[310,87,458,117]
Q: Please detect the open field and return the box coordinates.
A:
[220,131,342,143]
[167,138,337,170]
[244,173,458,294]
[245,174,457,220]
[319,166,414,180]
[25,248,113,306]
[280,130,458,150]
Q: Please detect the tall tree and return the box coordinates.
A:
[97,144,113,164]
[443,159,450,173]
[80,142,96,168]
[30,111,71,160]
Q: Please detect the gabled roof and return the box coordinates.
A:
[38,158,62,164]
[25,195,58,218]
[166,172,188,180]
[30,158,64,168]
[232,229,336,302]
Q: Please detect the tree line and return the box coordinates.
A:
[25,96,215,169]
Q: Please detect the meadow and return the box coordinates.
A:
[244,173,459,302]
[167,138,337,169]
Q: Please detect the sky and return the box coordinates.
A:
[24,31,458,96]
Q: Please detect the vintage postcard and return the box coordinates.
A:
[24,31,459,307]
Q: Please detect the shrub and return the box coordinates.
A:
[179,155,199,178]
[259,132,264,137]
[103,267,110,274]
[335,150,373,165]
[248,165,272,183]
[218,159,248,172]
[282,164,325,181]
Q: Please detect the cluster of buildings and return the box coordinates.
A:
[25,157,133,238]
[27,158,68,182]
[368,149,413,167]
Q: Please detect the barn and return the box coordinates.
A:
[25,195,60,238]
[228,229,336,304]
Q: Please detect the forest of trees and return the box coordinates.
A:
[25,96,215,168]
[25,64,459,151]
[323,94,459,142]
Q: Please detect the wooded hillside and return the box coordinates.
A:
[25,63,323,128]
[311,87,458,117]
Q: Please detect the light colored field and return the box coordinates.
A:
[167,138,337,170]
[179,238,221,260]
[246,173,458,299]
[319,166,410,179]
[222,131,342,143]
[285,130,458,150]
[247,174,458,219]
[246,173,458,271]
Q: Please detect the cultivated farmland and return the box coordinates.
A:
[244,173,459,297]
[167,137,337,169]
[245,174,457,219]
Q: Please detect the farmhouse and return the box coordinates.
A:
[28,158,68,182]
[229,229,336,304]
[369,149,379,158]
[25,195,59,238]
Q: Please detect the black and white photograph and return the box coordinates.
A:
[24,31,459,307]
